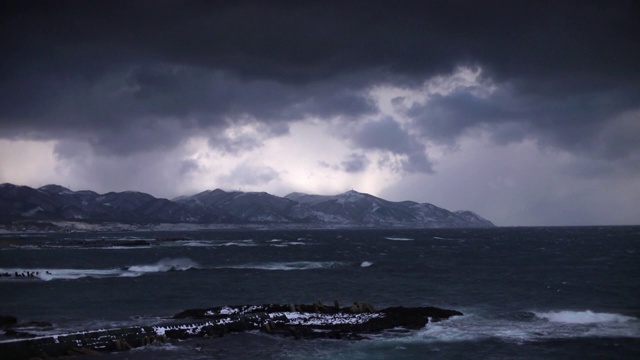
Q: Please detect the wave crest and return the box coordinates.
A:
[0,258,200,281]
[225,261,344,271]
[384,237,414,241]
[534,310,637,324]
[127,258,200,273]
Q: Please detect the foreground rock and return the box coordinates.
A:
[172,302,463,340]
[0,302,462,359]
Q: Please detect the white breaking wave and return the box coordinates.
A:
[384,237,414,241]
[205,239,257,247]
[90,245,153,250]
[224,261,345,271]
[269,241,306,248]
[0,258,200,281]
[173,241,214,247]
[433,236,461,241]
[157,239,256,248]
[360,261,373,267]
[534,310,637,324]
[2,244,153,251]
[378,310,640,346]
[127,258,199,273]
[0,268,123,281]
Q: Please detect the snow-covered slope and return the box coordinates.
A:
[0,184,495,228]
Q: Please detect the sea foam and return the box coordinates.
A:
[534,310,637,324]
[127,258,199,273]
[407,310,640,345]
[225,261,344,271]
[0,258,200,281]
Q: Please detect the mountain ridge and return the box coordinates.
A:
[0,183,494,228]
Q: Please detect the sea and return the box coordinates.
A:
[1,226,639,359]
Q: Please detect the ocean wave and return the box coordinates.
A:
[156,239,256,248]
[384,237,414,241]
[213,239,257,247]
[172,241,214,247]
[433,236,462,241]
[360,261,373,267]
[0,258,200,281]
[92,245,153,250]
[0,268,124,281]
[534,310,637,324]
[127,258,200,273]
[269,241,307,248]
[224,261,345,271]
[2,244,154,251]
[380,310,640,346]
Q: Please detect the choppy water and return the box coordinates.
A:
[1,227,639,359]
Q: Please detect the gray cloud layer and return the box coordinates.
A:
[1,0,639,171]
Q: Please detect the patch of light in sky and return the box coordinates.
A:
[368,66,493,162]
[422,66,492,97]
[0,67,502,198]
[1,65,638,226]
[0,140,60,188]
[239,121,401,196]
[371,66,491,115]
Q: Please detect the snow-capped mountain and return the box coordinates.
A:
[285,190,494,227]
[0,183,494,228]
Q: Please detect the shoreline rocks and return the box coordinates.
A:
[0,303,463,359]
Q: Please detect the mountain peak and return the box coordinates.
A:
[38,184,74,195]
[335,189,372,203]
[0,183,495,228]
[284,192,308,200]
[337,189,366,197]
[342,189,362,194]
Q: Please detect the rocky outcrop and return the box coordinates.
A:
[0,316,17,329]
[0,302,462,359]
[172,302,462,340]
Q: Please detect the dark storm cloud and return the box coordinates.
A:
[348,117,432,173]
[1,0,639,162]
[207,122,289,155]
[341,153,370,173]
[218,163,280,187]
[406,84,640,161]
[1,60,375,156]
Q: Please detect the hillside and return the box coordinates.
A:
[0,183,494,228]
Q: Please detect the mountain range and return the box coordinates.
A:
[0,183,494,228]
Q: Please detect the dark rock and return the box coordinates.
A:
[0,315,18,328]
[172,302,463,340]
[0,302,463,359]
[4,329,36,338]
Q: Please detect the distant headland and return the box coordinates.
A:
[0,183,494,231]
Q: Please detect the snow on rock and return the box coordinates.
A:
[21,207,44,217]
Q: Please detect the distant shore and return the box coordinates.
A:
[0,220,499,234]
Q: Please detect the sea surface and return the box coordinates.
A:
[1,226,639,359]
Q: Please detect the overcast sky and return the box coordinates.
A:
[1,0,639,226]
